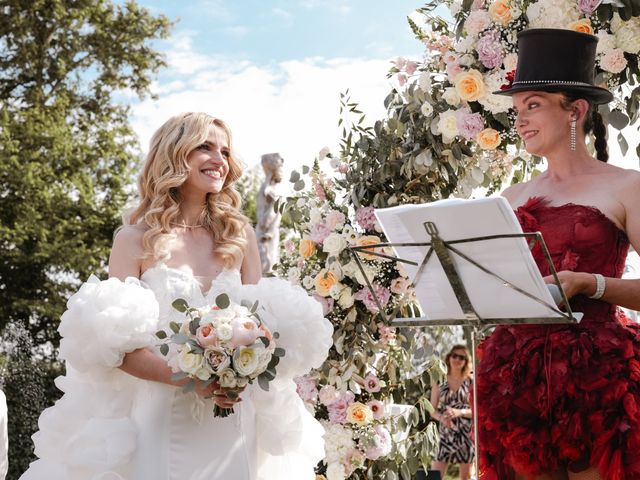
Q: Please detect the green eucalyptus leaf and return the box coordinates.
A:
[294,179,305,191]
[215,293,230,309]
[289,170,300,183]
[172,298,189,313]
[156,330,167,339]
[160,343,169,356]
[169,322,180,334]
[609,109,630,130]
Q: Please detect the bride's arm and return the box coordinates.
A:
[107,227,233,403]
[241,224,262,284]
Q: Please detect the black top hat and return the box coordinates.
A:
[494,28,613,104]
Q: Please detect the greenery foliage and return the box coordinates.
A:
[0,0,171,348]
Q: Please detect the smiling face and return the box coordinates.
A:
[181,124,231,196]
[512,91,575,157]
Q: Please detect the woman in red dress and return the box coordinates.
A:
[476,29,640,480]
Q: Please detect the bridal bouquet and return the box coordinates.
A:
[156,293,284,417]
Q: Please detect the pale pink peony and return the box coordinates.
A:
[363,374,381,393]
[328,390,356,424]
[456,107,485,141]
[405,61,418,75]
[325,210,346,230]
[600,48,627,74]
[354,284,391,313]
[295,375,319,403]
[578,0,601,15]
[319,385,341,406]
[309,222,332,244]
[196,324,219,348]
[446,62,464,80]
[230,317,261,348]
[365,425,392,460]
[464,10,491,37]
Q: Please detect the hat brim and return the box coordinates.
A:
[493,83,613,104]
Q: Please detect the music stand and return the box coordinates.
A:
[348,220,581,479]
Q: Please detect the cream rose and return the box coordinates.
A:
[442,87,461,106]
[338,287,355,309]
[568,18,593,34]
[355,235,382,261]
[476,128,502,150]
[455,69,486,102]
[217,368,237,388]
[216,322,234,342]
[299,238,317,259]
[177,348,204,376]
[314,269,339,297]
[488,0,513,24]
[346,402,374,426]
[437,110,459,144]
[233,345,263,377]
[204,347,231,373]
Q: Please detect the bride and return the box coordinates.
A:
[20,112,333,480]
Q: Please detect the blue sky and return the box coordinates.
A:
[127,1,439,171]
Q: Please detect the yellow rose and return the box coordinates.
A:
[299,238,317,259]
[314,269,338,297]
[476,128,501,150]
[568,19,594,35]
[355,235,382,261]
[454,69,486,102]
[488,0,513,25]
[346,402,374,425]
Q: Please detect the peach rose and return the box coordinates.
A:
[314,269,338,297]
[454,69,486,102]
[489,0,513,24]
[568,18,593,34]
[476,128,502,150]
[346,402,374,425]
[299,238,317,259]
[356,235,382,261]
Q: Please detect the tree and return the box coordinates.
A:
[0,0,171,348]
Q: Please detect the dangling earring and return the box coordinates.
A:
[570,117,577,151]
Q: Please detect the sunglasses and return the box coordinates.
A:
[450,353,467,361]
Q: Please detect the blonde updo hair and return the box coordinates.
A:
[126,112,248,267]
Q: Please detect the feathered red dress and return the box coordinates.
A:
[476,197,640,480]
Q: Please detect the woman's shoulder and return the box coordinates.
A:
[109,224,147,279]
[113,224,147,248]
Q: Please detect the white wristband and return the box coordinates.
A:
[588,273,606,300]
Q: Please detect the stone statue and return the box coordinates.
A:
[256,153,284,274]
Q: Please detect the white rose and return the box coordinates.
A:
[302,275,314,289]
[420,101,434,117]
[177,348,204,376]
[418,71,431,92]
[236,376,250,388]
[233,345,263,377]
[217,368,237,388]
[442,87,460,106]
[323,232,348,255]
[288,266,301,285]
[600,48,627,74]
[437,110,459,144]
[309,208,322,225]
[338,288,355,309]
[216,323,234,342]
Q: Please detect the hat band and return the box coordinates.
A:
[513,80,593,87]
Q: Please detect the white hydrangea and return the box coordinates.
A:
[611,13,640,53]
[526,0,580,28]
[326,462,347,480]
[478,70,512,114]
[323,421,355,464]
[596,30,617,55]
[436,109,459,144]
[454,36,476,53]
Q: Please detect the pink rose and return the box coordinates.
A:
[338,163,349,174]
[578,0,601,14]
[196,324,218,348]
[390,277,411,295]
[405,61,418,75]
[464,10,491,37]
[367,399,385,420]
[204,347,230,373]
[309,222,332,244]
[354,283,391,313]
[446,62,464,80]
[325,210,346,230]
[600,49,627,74]
[364,374,381,393]
[443,51,460,65]
[378,322,397,344]
[319,385,340,406]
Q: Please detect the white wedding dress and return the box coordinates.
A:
[20,264,333,480]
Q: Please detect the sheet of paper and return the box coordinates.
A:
[375,197,557,321]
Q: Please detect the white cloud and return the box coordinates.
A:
[272,7,294,20]
[130,53,392,175]
[224,25,249,37]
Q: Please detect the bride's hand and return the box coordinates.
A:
[196,381,245,408]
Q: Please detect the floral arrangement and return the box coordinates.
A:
[274,1,640,478]
[156,293,284,417]
[277,162,452,479]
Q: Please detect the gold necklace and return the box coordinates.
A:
[170,222,206,229]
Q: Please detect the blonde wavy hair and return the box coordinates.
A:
[126,112,248,267]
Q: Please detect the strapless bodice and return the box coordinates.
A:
[140,264,242,328]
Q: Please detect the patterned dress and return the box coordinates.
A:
[436,377,475,463]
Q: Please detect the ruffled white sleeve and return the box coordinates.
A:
[58,275,159,372]
[20,276,160,480]
[237,277,333,480]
